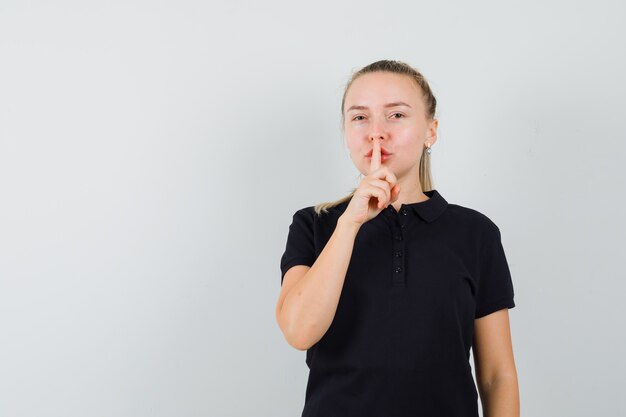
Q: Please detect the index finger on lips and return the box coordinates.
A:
[370,139,381,174]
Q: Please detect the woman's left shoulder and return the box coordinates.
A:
[444,202,502,234]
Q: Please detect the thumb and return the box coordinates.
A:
[391,184,400,202]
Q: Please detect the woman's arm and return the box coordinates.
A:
[276,216,361,351]
[473,308,520,417]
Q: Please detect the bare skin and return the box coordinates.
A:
[473,309,520,417]
[343,72,438,211]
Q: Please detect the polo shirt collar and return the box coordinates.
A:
[404,189,448,223]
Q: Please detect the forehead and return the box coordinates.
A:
[345,72,421,108]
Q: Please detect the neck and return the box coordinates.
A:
[390,177,429,211]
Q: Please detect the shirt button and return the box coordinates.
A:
[395,267,403,273]
[395,234,402,241]
[401,208,408,216]
[395,250,403,257]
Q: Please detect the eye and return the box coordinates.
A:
[352,115,365,121]
[391,113,405,119]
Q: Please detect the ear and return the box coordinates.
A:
[426,118,438,146]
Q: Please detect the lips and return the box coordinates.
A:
[367,153,392,162]
[365,148,392,157]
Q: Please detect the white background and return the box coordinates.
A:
[1,1,625,416]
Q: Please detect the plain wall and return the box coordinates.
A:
[1,0,625,416]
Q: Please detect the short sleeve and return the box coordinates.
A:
[279,208,316,286]
[475,223,516,319]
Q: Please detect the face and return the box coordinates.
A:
[343,72,438,178]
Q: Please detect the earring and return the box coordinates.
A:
[425,142,432,154]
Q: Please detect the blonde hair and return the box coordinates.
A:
[313,59,438,216]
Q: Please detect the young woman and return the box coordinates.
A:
[276,60,519,417]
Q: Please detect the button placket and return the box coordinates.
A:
[391,206,407,286]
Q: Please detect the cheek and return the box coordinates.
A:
[345,136,361,155]
[397,129,423,148]
[397,124,420,137]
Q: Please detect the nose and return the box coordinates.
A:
[368,119,388,142]
[369,131,387,142]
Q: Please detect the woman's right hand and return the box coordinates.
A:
[340,140,401,228]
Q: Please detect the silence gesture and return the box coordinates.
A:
[340,140,401,227]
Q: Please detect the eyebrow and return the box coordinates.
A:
[346,101,412,113]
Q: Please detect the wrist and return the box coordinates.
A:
[337,215,361,236]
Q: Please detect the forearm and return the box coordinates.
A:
[478,373,520,417]
[281,217,360,350]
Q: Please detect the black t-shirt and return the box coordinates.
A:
[279,189,516,417]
